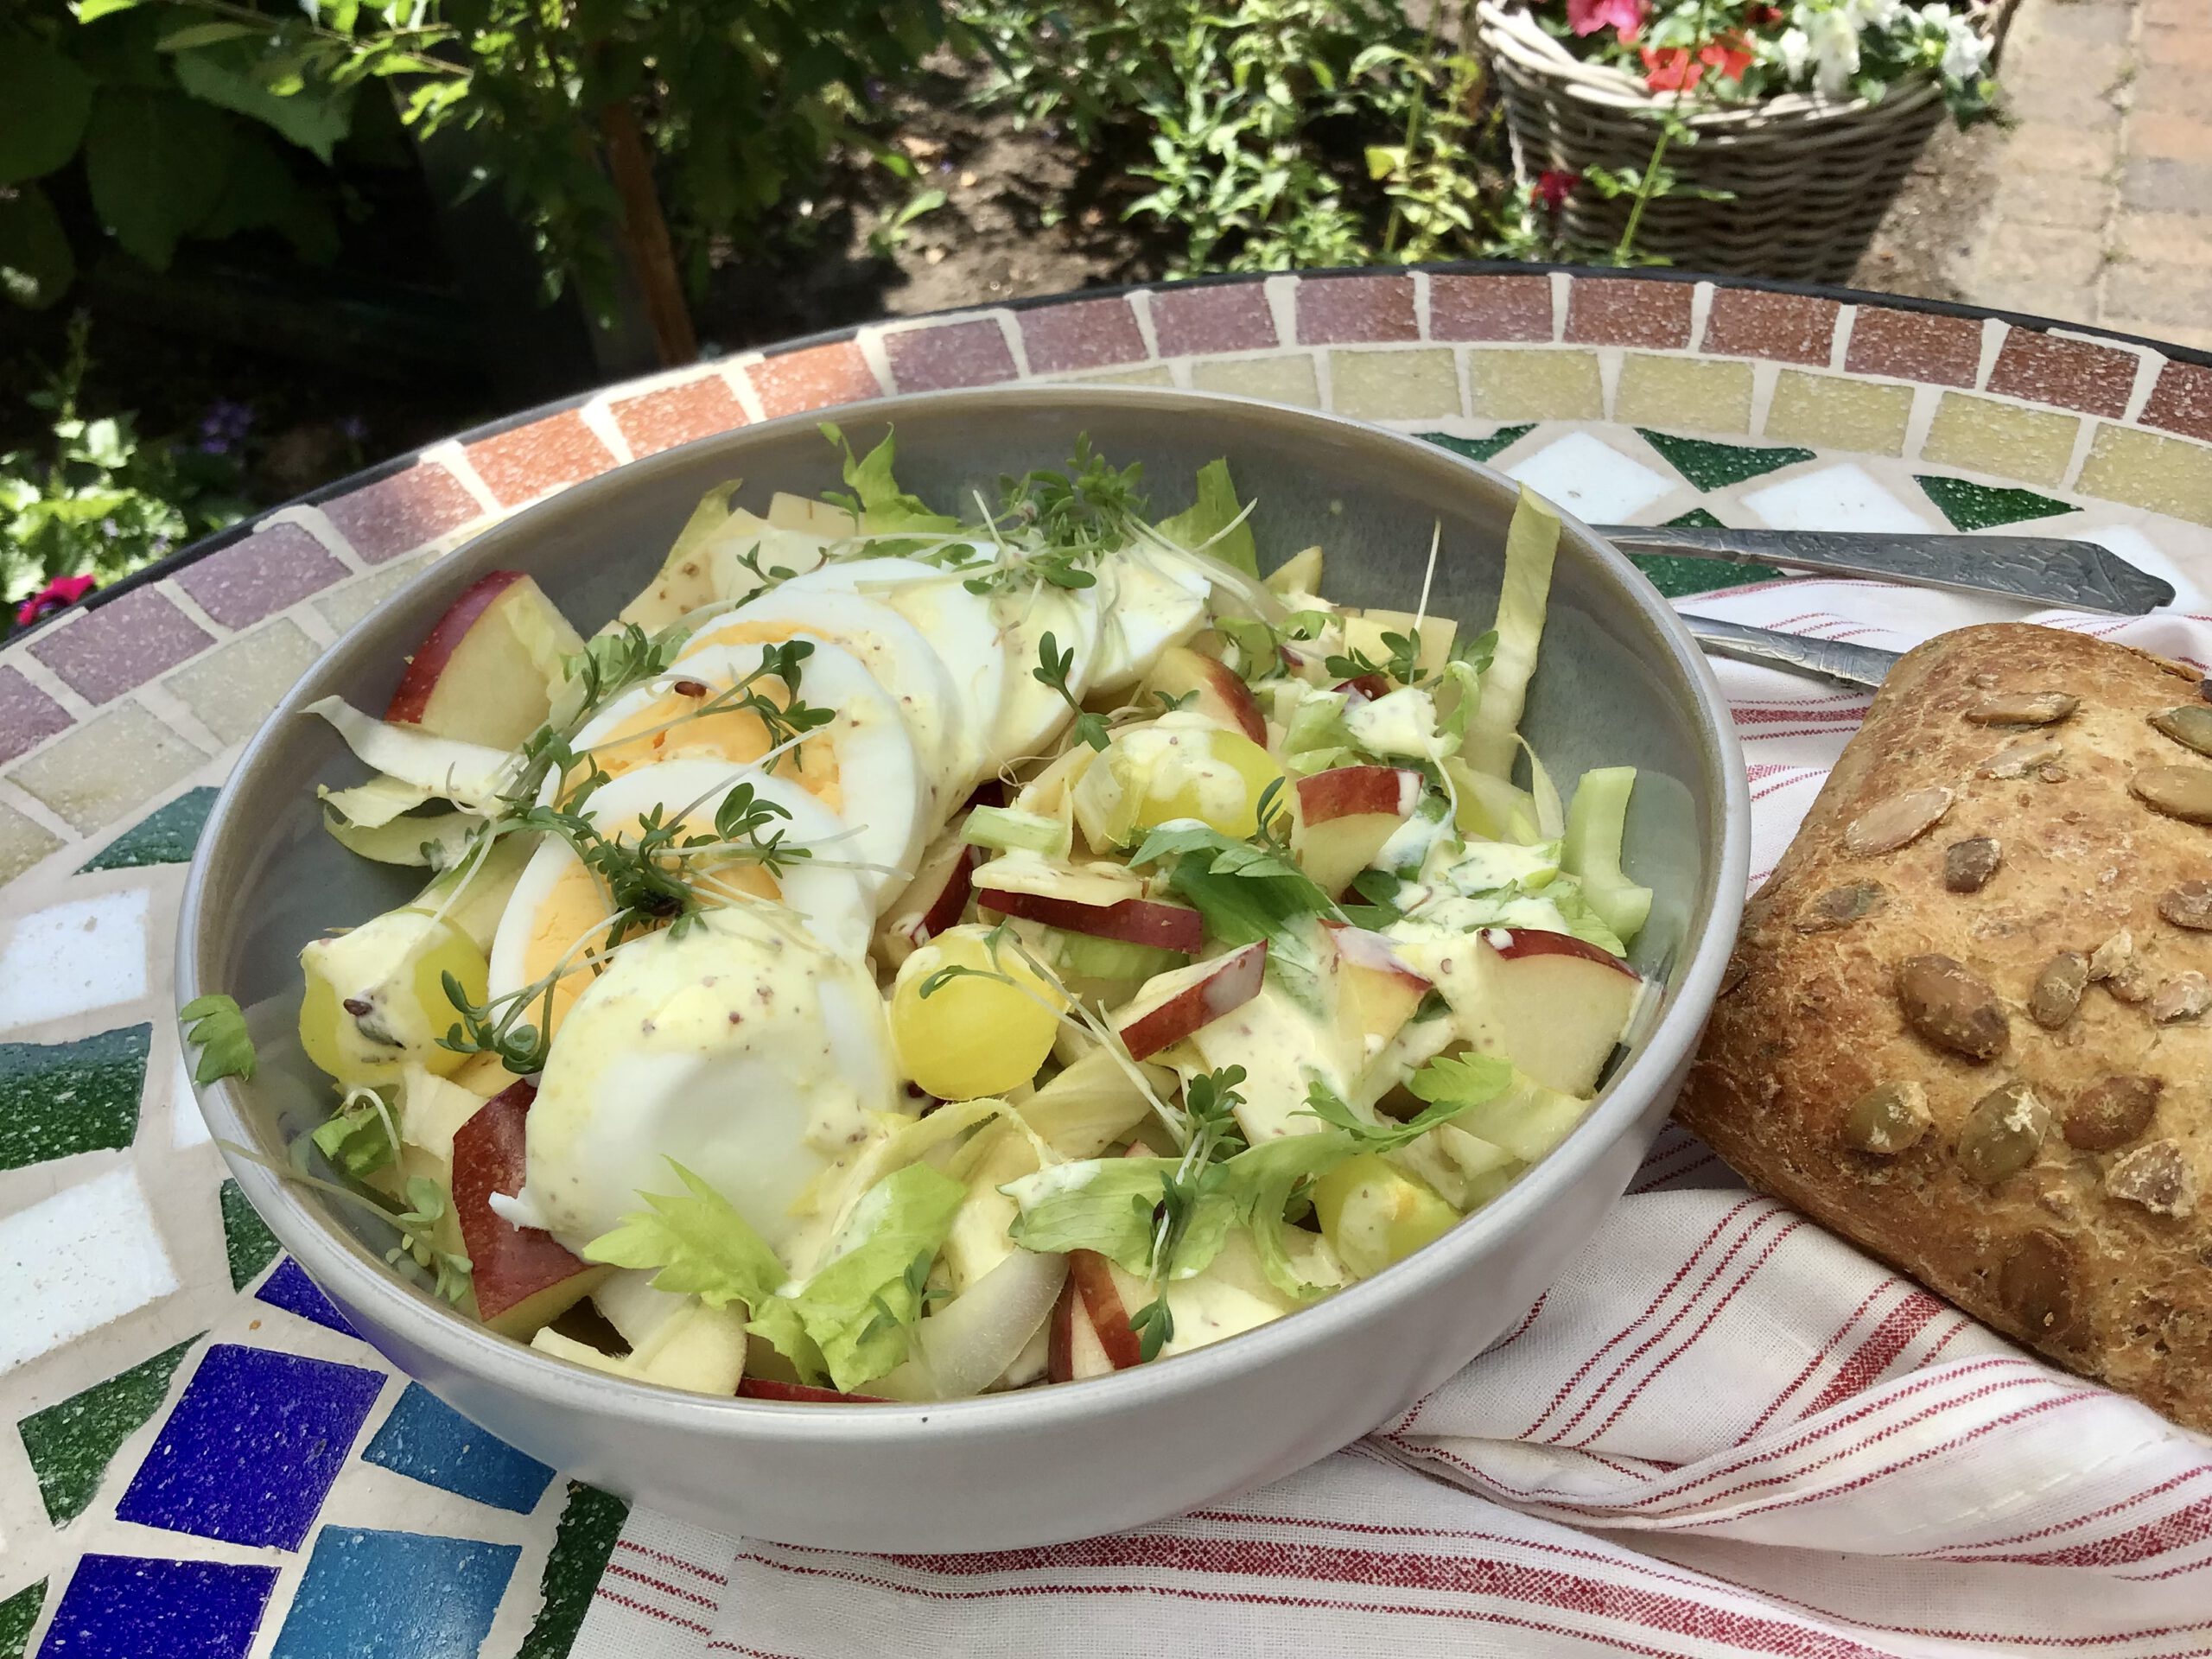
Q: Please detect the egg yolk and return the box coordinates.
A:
[519,810,784,1038]
[583,679,843,816]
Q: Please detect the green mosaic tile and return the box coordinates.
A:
[0,1580,42,1659]
[1915,474,2073,531]
[1625,508,1785,599]
[0,1025,149,1173]
[1638,429,1815,492]
[1420,426,1534,465]
[221,1178,281,1291]
[17,1336,199,1527]
[519,1482,630,1659]
[78,786,219,872]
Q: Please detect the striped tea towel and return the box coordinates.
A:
[573,586,2212,1658]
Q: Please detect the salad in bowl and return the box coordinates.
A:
[192,429,1656,1405]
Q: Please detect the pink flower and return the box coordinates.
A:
[16,573,95,629]
[1567,0,1648,37]
[1535,169,1580,212]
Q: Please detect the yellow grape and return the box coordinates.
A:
[890,924,1065,1101]
[299,908,488,1084]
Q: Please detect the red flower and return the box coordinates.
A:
[1535,169,1580,212]
[1748,3,1783,22]
[16,574,95,629]
[1640,44,1705,92]
[1699,30,1755,80]
[1567,0,1648,36]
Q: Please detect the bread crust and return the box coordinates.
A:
[1678,622,2212,1429]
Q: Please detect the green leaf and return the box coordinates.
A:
[1218,1130,1356,1300]
[1001,1158,1236,1281]
[817,423,958,537]
[1154,459,1257,577]
[84,91,233,268]
[179,993,256,1084]
[0,182,76,310]
[173,42,354,163]
[0,38,94,183]
[194,128,339,263]
[785,1163,964,1391]
[311,1097,395,1179]
[1300,1057,1514,1153]
[73,0,144,18]
[582,1162,822,1381]
[157,20,268,50]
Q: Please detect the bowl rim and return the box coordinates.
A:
[177,382,1751,1445]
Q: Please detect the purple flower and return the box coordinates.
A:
[198,398,256,449]
[337,415,369,443]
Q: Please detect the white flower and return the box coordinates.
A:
[1845,0,1905,29]
[1941,16,1989,78]
[1805,8,1862,97]
[1776,25,1813,76]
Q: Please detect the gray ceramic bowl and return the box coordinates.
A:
[179,385,1748,1550]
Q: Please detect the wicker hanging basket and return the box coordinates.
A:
[1473,0,2015,283]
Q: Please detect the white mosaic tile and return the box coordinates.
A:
[0,889,151,1033]
[171,1049,209,1147]
[1740,461,1934,534]
[1506,431,1675,523]
[0,1164,178,1375]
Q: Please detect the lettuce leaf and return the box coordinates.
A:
[1000,1158,1237,1281]
[1155,459,1258,577]
[785,1162,966,1392]
[1560,766,1651,947]
[1462,487,1559,779]
[311,1096,395,1179]
[582,1163,823,1382]
[819,423,959,537]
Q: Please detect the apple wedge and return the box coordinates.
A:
[1294,766,1421,896]
[386,571,584,751]
[1141,645,1266,743]
[450,1081,608,1338]
[1321,920,1432,1053]
[1465,930,1642,1096]
[736,1377,889,1404]
[976,861,1205,956]
[1049,1249,1141,1381]
[1111,940,1268,1060]
[876,832,982,969]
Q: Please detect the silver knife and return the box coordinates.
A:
[1683,615,1900,690]
[1598,526,2175,616]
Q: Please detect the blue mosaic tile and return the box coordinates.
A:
[271,1529,519,1659]
[37,1555,276,1659]
[115,1345,384,1549]
[258,1257,359,1338]
[362,1383,555,1516]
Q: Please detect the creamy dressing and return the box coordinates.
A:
[1344,685,1447,761]
[1119,715,1255,827]
[1187,979,1360,1142]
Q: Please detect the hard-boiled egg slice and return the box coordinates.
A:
[486,759,872,1042]
[1089,546,1212,695]
[988,580,1103,768]
[683,591,968,803]
[777,558,1009,787]
[571,641,926,910]
[521,909,904,1254]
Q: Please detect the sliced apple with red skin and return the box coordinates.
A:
[1294,766,1422,897]
[1466,929,1642,1096]
[1112,940,1268,1060]
[1333,673,1391,702]
[1321,920,1432,1052]
[976,861,1205,956]
[451,1081,608,1338]
[876,831,982,968]
[737,1378,888,1404]
[385,571,584,751]
[1142,645,1266,744]
[1049,1249,1141,1381]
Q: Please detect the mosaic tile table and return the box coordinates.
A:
[3,264,2211,1657]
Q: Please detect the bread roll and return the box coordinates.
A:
[1679,622,2212,1429]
